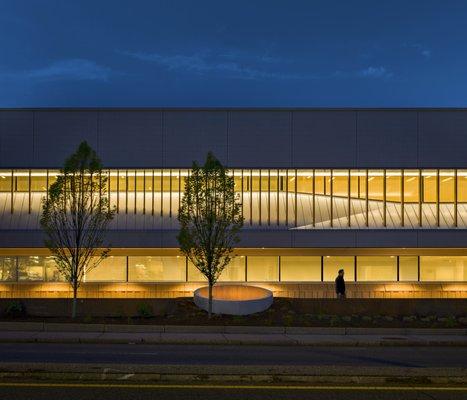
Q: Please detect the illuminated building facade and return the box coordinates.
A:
[0,108,466,298]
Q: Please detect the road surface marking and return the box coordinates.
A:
[0,383,465,391]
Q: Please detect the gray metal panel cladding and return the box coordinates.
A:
[0,111,34,167]
[1,229,467,248]
[98,111,163,168]
[33,111,99,167]
[355,110,418,168]
[292,110,357,168]
[163,110,228,167]
[227,110,292,168]
[418,110,467,168]
[1,108,467,169]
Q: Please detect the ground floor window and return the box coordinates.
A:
[128,256,186,282]
[187,261,207,282]
[17,256,45,281]
[0,257,16,281]
[280,256,321,282]
[420,256,467,281]
[247,256,279,282]
[218,257,246,282]
[84,256,127,282]
[357,256,397,282]
[1,253,467,283]
[323,256,355,282]
[399,256,419,281]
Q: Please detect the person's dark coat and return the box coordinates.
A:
[335,275,345,295]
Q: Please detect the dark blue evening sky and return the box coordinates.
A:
[1,0,467,107]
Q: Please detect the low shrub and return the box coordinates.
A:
[136,302,153,318]
[4,300,26,318]
[445,316,457,328]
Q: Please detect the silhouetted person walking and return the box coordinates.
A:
[335,269,346,299]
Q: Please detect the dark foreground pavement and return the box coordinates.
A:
[1,342,467,367]
[0,383,465,400]
[0,343,466,389]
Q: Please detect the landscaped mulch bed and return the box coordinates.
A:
[2,298,467,328]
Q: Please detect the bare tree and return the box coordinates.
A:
[178,152,243,318]
[40,141,115,318]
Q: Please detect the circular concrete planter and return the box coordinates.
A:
[193,285,273,316]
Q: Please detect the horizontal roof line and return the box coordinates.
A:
[1,107,467,112]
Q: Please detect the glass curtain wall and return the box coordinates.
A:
[1,169,466,229]
[2,254,467,283]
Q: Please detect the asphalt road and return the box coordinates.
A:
[0,343,466,368]
[0,383,464,400]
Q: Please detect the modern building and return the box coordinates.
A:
[0,108,466,299]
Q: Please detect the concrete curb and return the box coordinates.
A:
[1,322,466,335]
[0,331,466,346]
[0,363,465,385]
[1,322,466,346]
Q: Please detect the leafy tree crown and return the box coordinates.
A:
[177,152,243,284]
[40,141,115,287]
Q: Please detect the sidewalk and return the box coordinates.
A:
[0,362,466,386]
[0,322,466,346]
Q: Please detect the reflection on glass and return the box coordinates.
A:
[45,257,65,282]
[129,256,185,281]
[0,256,16,281]
[18,256,44,281]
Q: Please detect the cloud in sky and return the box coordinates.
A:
[333,66,394,79]
[358,66,393,78]
[421,49,432,58]
[122,49,396,81]
[404,43,432,59]
[0,59,112,82]
[219,50,282,64]
[119,50,310,80]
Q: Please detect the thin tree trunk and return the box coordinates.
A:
[72,282,78,319]
[208,282,213,319]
